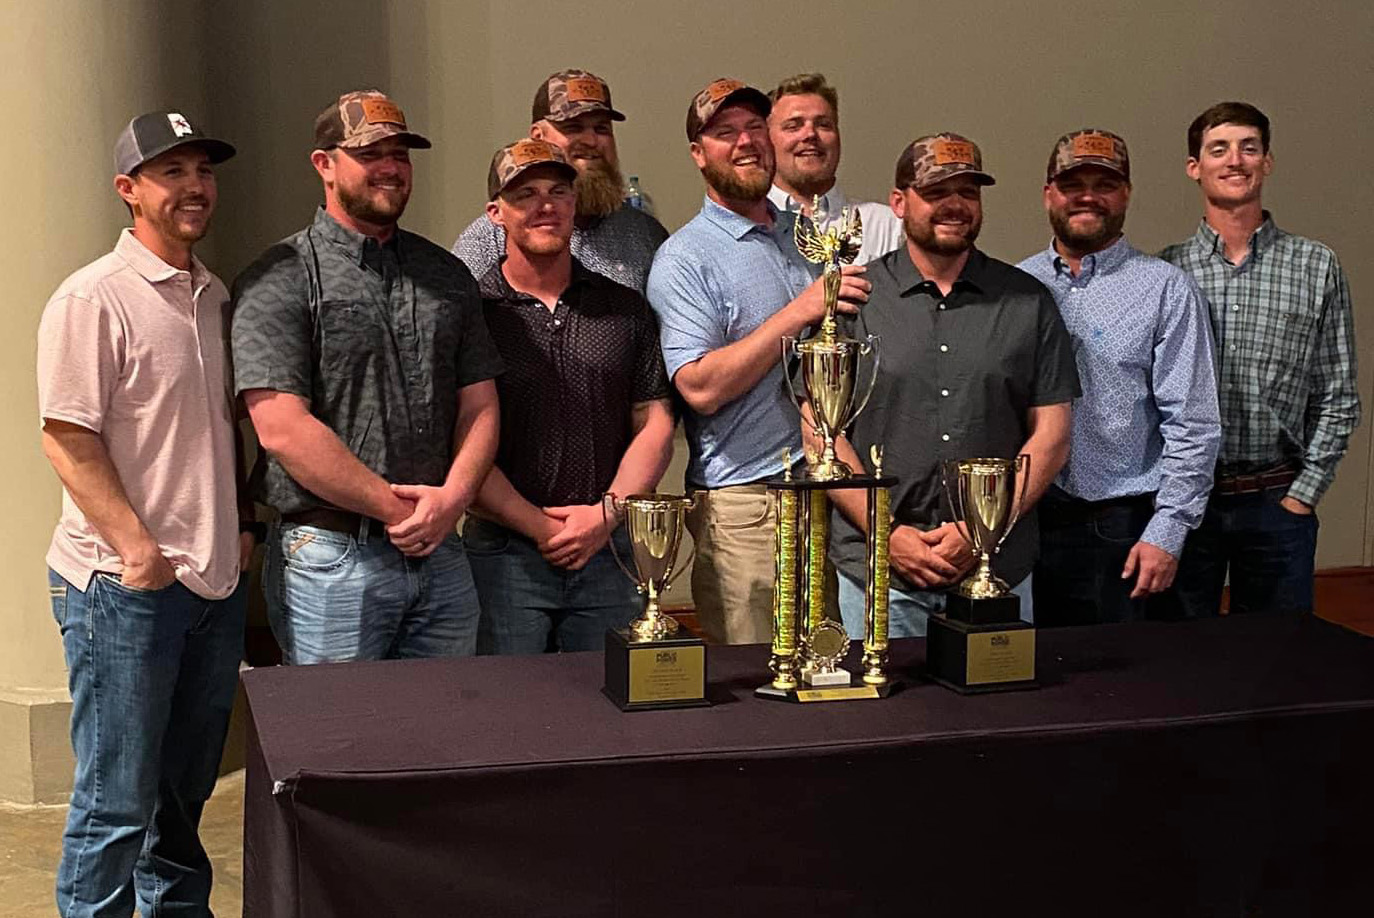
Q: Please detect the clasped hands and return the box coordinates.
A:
[889,522,979,589]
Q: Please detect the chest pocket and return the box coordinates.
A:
[317,300,390,377]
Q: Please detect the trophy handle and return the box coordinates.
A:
[846,334,882,426]
[994,454,1032,555]
[940,459,975,550]
[601,494,641,589]
[664,493,701,588]
[781,336,807,415]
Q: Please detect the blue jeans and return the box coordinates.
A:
[838,571,1034,638]
[1034,487,1182,625]
[1175,487,1319,616]
[465,516,641,654]
[48,569,246,918]
[263,520,480,664]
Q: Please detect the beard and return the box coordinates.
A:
[778,149,837,201]
[573,158,626,219]
[337,176,409,226]
[139,192,213,244]
[701,157,773,204]
[903,206,982,256]
[1049,206,1125,253]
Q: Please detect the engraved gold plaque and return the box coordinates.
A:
[628,644,706,703]
[965,629,1036,685]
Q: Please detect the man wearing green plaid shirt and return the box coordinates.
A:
[1161,102,1360,616]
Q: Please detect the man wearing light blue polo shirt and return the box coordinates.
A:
[647,78,870,644]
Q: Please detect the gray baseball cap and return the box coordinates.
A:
[113,111,235,176]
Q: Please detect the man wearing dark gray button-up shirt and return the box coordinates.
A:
[823,133,1079,639]
[232,90,503,665]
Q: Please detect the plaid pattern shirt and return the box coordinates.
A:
[1160,214,1360,506]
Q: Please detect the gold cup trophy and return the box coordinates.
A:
[755,198,899,702]
[602,494,709,711]
[924,457,1038,693]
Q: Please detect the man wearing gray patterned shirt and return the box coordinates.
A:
[1161,102,1360,616]
[451,69,668,292]
[1020,130,1220,626]
[232,90,502,664]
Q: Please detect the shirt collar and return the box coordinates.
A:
[479,255,593,302]
[700,195,780,241]
[767,185,851,220]
[1047,234,1133,280]
[888,245,987,296]
[312,206,402,266]
[114,228,210,289]
[1193,210,1278,262]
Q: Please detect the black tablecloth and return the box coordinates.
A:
[242,615,1374,917]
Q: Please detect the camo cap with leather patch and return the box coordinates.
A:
[313,89,432,151]
[487,139,578,199]
[894,132,996,190]
[1046,129,1130,183]
[685,78,771,141]
[532,69,626,124]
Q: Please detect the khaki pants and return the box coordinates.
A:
[686,483,837,645]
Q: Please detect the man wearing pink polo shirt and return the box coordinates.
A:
[37,111,253,918]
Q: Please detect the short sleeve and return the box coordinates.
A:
[451,266,505,388]
[628,291,670,403]
[37,292,122,432]
[1031,287,1082,405]
[230,245,314,399]
[645,251,726,380]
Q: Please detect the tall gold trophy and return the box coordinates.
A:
[756,198,898,702]
[925,457,1038,693]
[602,494,709,711]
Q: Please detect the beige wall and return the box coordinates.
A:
[2,0,1371,797]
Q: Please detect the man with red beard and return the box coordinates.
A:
[822,133,1079,639]
[232,90,503,664]
[452,69,668,293]
[766,72,903,264]
[647,79,870,644]
[464,140,674,653]
[1018,130,1220,625]
[1161,103,1360,616]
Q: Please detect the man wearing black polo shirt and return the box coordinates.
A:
[232,90,503,665]
[466,140,674,654]
[823,133,1079,638]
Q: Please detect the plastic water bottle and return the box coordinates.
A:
[625,175,655,216]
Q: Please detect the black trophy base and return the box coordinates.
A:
[925,614,1037,694]
[754,678,902,703]
[603,628,709,712]
[944,590,1023,626]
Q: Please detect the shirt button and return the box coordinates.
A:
[1229,344,1238,352]
[941,388,950,397]
[941,433,951,442]
[554,319,562,327]
[939,344,949,353]
[1231,304,1240,311]
[937,303,946,310]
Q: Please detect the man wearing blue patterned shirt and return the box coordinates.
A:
[1020,130,1221,625]
[647,79,869,644]
[1161,102,1360,616]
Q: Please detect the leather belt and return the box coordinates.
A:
[280,507,381,539]
[1213,463,1298,496]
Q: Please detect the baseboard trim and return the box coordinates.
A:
[0,689,73,806]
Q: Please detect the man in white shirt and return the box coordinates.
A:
[766,72,904,263]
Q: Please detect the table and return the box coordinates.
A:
[243,615,1374,916]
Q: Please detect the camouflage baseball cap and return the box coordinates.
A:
[532,69,626,124]
[1046,129,1130,183]
[894,133,996,190]
[313,90,432,151]
[685,78,772,141]
[487,139,578,200]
